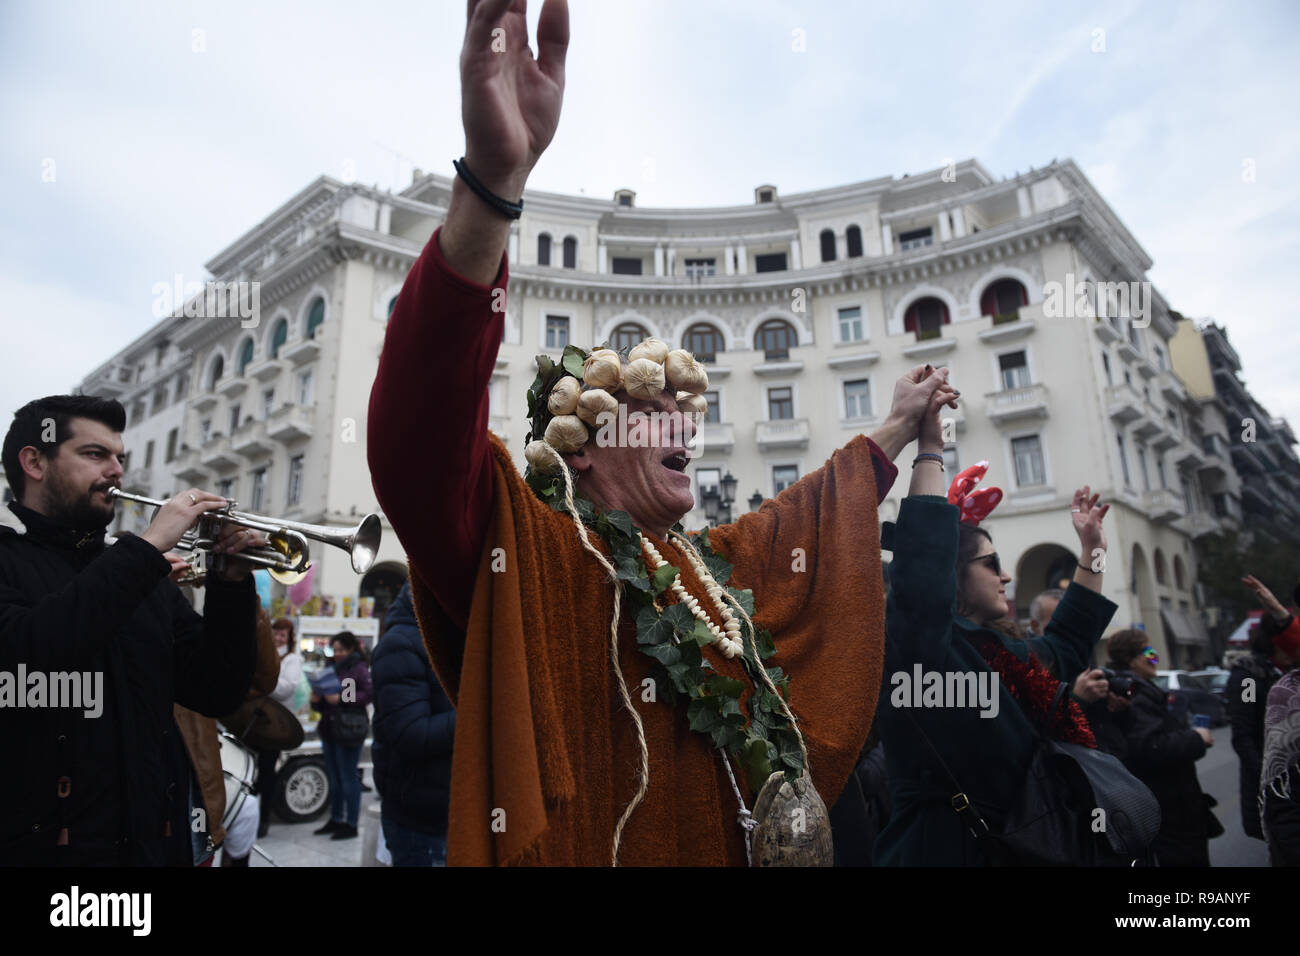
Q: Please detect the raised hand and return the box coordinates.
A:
[1242,573,1289,619]
[1070,485,1109,556]
[872,364,958,460]
[461,0,569,198]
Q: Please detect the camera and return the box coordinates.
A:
[1100,668,1138,699]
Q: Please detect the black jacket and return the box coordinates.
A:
[1112,673,1213,866]
[0,502,257,865]
[371,583,455,836]
[1228,653,1282,839]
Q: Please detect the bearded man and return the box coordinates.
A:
[367,0,957,866]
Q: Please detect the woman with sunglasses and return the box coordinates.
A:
[1100,629,1218,866]
[873,373,1119,866]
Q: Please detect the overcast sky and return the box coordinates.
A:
[3,0,1298,436]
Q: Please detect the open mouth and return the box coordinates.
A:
[662,450,689,473]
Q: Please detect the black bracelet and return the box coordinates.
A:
[912,452,944,470]
[1077,561,1099,573]
[453,157,524,220]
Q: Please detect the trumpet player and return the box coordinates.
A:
[0,395,262,866]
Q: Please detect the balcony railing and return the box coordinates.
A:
[986,383,1049,424]
[755,418,810,450]
[1144,488,1184,522]
[267,404,313,442]
[697,422,734,455]
[1158,371,1187,405]
[173,448,208,483]
[1105,383,1143,424]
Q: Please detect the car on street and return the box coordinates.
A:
[1154,670,1227,727]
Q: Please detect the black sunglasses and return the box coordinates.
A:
[964,552,1002,576]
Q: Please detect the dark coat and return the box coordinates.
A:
[873,495,1118,866]
[371,583,455,836]
[317,651,372,743]
[830,741,890,866]
[1227,652,1281,839]
[1115,673,1213,866]
[0,502,257,865]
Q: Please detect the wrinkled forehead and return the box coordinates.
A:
[620,389,679,416]
[66,417,124,455]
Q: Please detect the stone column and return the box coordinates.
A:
[508,230,519,264]
[951,206,967,238]
[724,244,735,276]
[790,238,802,270]
[1016,186,1032,219]
[938,212,952,242]
[735,242,747,274]
[881,223,894,256]
[598,242,607,274]
[654,245,665,276]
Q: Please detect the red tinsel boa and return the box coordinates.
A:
[964,631,1097,748]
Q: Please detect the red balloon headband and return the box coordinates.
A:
[947,460,1003,526]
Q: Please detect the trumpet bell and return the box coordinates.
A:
[351,513,381,574]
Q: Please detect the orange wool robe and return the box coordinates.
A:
[408,432,886,866]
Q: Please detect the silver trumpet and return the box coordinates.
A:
[108,488,382,585]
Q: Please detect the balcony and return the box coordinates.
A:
[752,359,805,377]
[247,357,284,382]
[1173,440,1204,470]
[978,317,1037,345]
[756,418,810,450]
[1230,443,1265,476]
[216,375,248,399]
[1135,357,1159,381]
[267,404,313,441]
[1092,319,1122,345]
[121,467,153,493]
[1174,511,1219,539]
[281,336,321,366]
[1241,482,1270,514]
[1106,383,1143,424]
[697,422,734,455]
[1144,487,1184,522]
[1152,426,1180,452]
[1158,372,1187,405]
[985,383,1049,425]
[1117,340,1142,364]
[232,419,274,458]
[173,448,208,483]
[190,390,219,413]
[200,436,239,470]
[826,350,881,370]
[902,337,957,360]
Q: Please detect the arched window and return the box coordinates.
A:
[1154,548,1168,587]
[563,236,578,269]
[387,295,399,319]
[755,319,797,361]
[237,338,255,376]
[1173,556,1186,591]
[846,225,863,258]
[270,318,289,358]
[537,233,552,266]
[683,323,725,363]
[819,229,836,262]
[903,297,950,341]
[979,278,1028,320]
[207,355,224,390]
[305,298,325,340]
[610,323,649,351]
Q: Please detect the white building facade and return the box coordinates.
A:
[76,158,1279,667]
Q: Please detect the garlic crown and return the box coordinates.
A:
[547,375,581,416]
[577,387,619,426]
[583,349,623,390]
[525,439,563,474]
[544,414,589,454]
[628,337,670,365]
[665,349,709,394]
[623,357,666,400]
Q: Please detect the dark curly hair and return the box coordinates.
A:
[1106,628,1149,669]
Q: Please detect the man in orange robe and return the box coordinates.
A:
[367,0,956,865]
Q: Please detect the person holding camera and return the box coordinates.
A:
[312,631,373,841]
[1102,629,1218,866]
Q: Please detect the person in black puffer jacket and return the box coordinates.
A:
[371,581,455,866]
[1104,629,1218,866]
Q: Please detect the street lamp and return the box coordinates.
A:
[701,475,739,526]
[748,490,764,512]
[720,471,738,506]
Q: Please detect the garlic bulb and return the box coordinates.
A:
[583,349,623,390]
[623,357,666,400]
[547,375,581,415]
[628,337,669,365]
[525,439,562,474]
[577,387,619,426]
[676,392,708,418]
[544,415,589,454]
[665,349,709,393]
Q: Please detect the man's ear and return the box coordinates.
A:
[17,445,47,484]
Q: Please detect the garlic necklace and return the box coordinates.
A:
[639,534,744,658]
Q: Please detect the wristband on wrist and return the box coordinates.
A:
[1077,561,1100,573]
[453,157,524,220]
[912,452,944,470]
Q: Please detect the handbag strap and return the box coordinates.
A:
[900,710,992,840]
